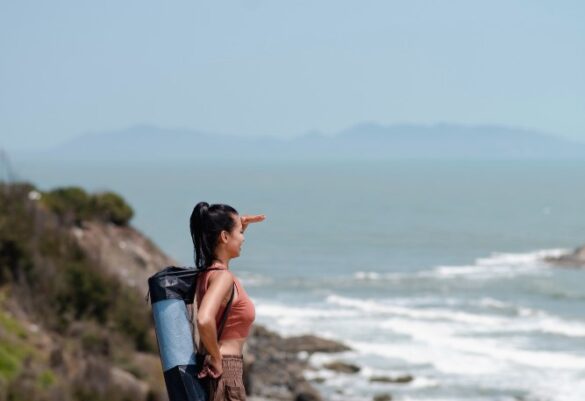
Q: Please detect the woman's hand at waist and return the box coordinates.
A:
[197,354,223,379]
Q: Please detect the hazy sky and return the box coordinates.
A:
[1,1,584,150]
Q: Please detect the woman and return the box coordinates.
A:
[190,201,265,401]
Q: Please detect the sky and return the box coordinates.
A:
[1,0,584,150]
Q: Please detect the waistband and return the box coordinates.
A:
[196,352,243,359]
[221,354,243,360]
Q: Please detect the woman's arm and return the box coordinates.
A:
[196,271,233,361]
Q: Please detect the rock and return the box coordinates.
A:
[370,374,414,383]
[70,221,178,293]
[294,381,323,401]
[110,366,150,400]
[282,334,352,354]
[322,360,361,374]
[544,245,585,267]
[245,324,335,400]
[373,393,393,401]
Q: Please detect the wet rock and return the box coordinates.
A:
[294,381,323,401]
[544,245,585,267]
[370,374,414,383]
[246,324,348,400]
[282,334,352,354]
[322,360,361,374]
[373,393,393,401]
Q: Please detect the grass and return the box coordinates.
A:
[37,369,56,389]
[0,308,28,340]
[0,338,31,380]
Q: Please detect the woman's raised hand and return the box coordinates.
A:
[241,214,266,232]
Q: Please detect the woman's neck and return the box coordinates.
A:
[210,259,229,269]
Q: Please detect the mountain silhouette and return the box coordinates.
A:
[33,122,585,161]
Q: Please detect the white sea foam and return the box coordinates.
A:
[378,318,585,370]
[475,297,515,310]
[326,294,507,325]
[257,302,360,319]
[427,248,564,279]
[254,301,365,337]
[327,293,585,339]
[258,292,585,343]
[238,272,274,286]
[347,338,507,375]
[409,376,440,388]
[353,248,569,282]
[538,317,585,337]
[529,372,585,401]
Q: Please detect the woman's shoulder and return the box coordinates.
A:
[198,268,231,291]
[206,269,236,288]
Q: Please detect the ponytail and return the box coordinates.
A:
[189,202,238,270]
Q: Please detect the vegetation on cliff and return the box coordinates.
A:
[0,182,157,401]
[41,186,134,227]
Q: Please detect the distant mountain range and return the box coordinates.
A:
[20,123,585,161]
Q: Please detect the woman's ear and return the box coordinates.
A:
[219,230,228,244]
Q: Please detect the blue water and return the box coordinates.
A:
[12,159,585,401]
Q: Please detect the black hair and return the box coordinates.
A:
[190,202,239,270]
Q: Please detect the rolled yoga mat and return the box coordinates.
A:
[148,266,233,401]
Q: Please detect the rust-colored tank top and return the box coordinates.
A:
[195,267,256,340]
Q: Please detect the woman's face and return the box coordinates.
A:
[226,214,245,257]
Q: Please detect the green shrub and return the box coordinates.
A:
[90,192,134,226]
[111,289,155,352]
[36,369,56,389]
[0,343,21,380]
[0,239,33,285]
[0,338,32,381]
[42,186,91,224]
[40,187,134,226]
[55,261,112,324]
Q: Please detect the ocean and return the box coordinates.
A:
[12,158,585,401]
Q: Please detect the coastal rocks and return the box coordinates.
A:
[246,325,352,401]
[373,393,393,401]
[280,334,352,354]
[544,245,585,267]
[294,382,322,401]
[370,374,414,383]
[322,360,361,374]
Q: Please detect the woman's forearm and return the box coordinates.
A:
[197,318,221,360]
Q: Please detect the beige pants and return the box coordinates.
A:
[208,354,247,401]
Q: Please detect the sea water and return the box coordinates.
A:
[13,159,585,401]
